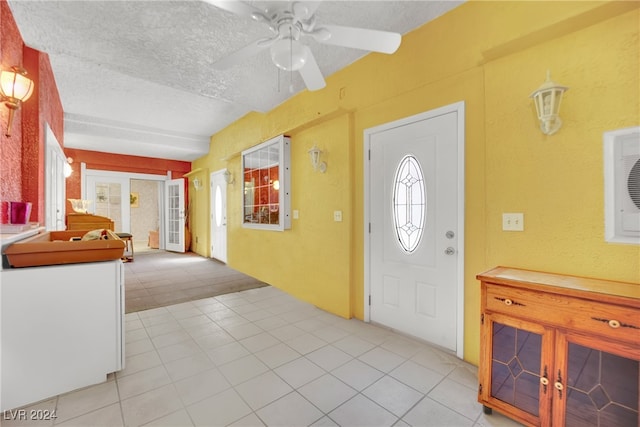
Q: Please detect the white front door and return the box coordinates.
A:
[365,102,464,354]
[210,170,228,263]
[165,178,185,253]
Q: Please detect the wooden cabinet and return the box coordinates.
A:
[477,267,640,427]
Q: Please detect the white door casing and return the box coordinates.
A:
[44,124,66,231]
[364,102,465,357]
[210,170,228,263]
[165,178,185,253]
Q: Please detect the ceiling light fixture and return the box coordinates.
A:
[0,67,35,137]
[270,37,307,71]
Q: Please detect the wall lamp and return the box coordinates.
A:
[530,70,568,136]
[308,144,327,173]
[64,157,73,178]
[223,170,235,184]
[192,177,203,191]
[0,66,35,137]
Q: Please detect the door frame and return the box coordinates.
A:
[81,167,171,248]
[44,123,66,231]
[363,101,465,359]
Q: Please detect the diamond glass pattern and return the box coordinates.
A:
[565,342,639,427]
[392,155,426,253]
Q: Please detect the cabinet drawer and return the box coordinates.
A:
[484,283,640,345]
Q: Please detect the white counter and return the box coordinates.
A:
[0,258,124,411]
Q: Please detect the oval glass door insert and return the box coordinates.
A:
[392,155,426,253]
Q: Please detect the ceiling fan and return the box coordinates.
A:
[206,1,402,91]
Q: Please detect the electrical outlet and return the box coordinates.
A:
[334,210,343,222]
[502,213,524,231]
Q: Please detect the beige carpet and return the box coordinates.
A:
[123,250,268,313]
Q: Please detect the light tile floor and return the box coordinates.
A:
[2,286,523,427]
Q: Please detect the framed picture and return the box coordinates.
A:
[130,192,139,208]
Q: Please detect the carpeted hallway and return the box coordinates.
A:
[124,251,268,313]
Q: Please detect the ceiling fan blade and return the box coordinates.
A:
[204,1,264,20]
[292,1,321,20]
[318,25,401,54]
[298,46,326,91]
[212,38,273,69]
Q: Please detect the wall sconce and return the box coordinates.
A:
[530,70,568,136]
[0,66,35,137]
[308,144,327,173]
[192,177,203,191]
[64,157,73,178]
[224,170,235,184]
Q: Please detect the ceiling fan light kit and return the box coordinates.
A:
[208,0,402,92]
[271,37,308,71]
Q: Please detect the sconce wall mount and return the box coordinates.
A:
[530,70,568,136]
[223,170,235,184]
[64,157,73,178]
[0,66,35,137]
[192,177,203,191]
[308,144,327,173]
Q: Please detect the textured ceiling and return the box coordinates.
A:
[7,0,462,161]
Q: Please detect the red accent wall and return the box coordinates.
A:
[1,1,190,224]
[0,0,27,202]
[0,0,64,223]
[64,148,191,213]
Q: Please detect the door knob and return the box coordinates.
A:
[445,247,456,255]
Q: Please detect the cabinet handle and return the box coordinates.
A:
[555,370,564,399]
[540,365,549,394]
[591,317,639,330]
[493,297,526,307]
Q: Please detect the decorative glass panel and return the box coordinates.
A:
[167,184,180,245]
[491,322,541,416]
[565,342,639,427]
[392,155,426,253]
[94,182,122,231]
[242,135,291,231]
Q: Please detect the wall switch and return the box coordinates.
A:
[293,210,299,219]
[502,213,524,231]
[334,210,343,222]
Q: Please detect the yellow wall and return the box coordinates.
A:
[192,1,640,365]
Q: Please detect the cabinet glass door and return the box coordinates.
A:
[491,321,543,416]
[560,334,639,427]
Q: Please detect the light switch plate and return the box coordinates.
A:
[503,213,524,231]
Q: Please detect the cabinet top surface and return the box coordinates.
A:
[477,266,640,303]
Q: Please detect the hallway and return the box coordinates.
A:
[2,286,522,426]
[124,251,267,313]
